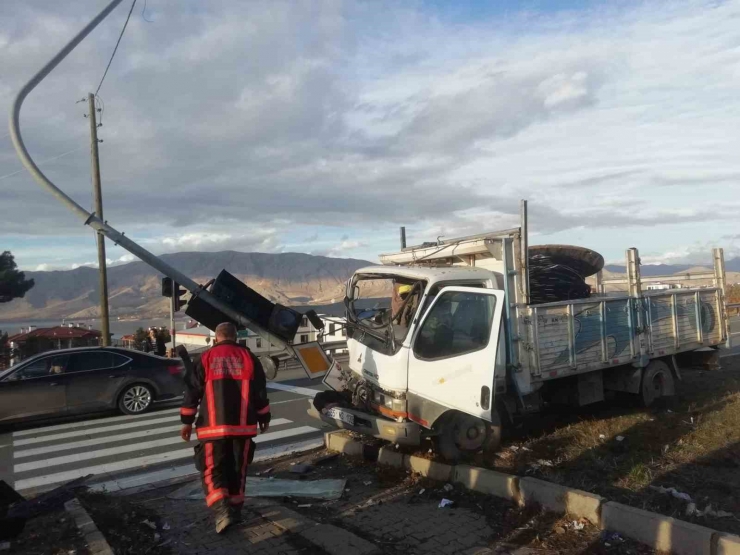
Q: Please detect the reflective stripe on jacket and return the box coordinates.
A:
[180,341,270,440]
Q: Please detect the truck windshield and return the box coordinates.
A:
[346,276,426,354]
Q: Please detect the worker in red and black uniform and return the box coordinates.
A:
[179,322,271,534]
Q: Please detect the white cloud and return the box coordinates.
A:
[34,263,50,271]
[3,0,740,269]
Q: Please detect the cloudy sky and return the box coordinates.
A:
[2,0,740,271]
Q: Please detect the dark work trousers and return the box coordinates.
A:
[194,438,255,510]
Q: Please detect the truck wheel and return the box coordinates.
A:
[434,411,501,462]
[641,360,675,407]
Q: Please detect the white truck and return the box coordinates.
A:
[308,202,730,460]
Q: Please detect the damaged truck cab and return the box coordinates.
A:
[312,266,508,460]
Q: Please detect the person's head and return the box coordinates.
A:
[214,322,237,344]
[149,328,157,338]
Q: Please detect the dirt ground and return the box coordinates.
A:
[6,507,90,555]
[466,358,740,536]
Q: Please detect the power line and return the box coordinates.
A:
[95,0,137,96]
[0,145,87,182]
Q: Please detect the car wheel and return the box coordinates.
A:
[118,383,154,415]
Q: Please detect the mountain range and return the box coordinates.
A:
[0,252,374,321]
[2,250,738,322]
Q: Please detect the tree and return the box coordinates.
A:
[0,251,34,303]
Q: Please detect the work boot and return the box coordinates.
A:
[230,505,243,523]
[213,501,234,534]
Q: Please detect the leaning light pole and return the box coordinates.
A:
[8,0,294,355]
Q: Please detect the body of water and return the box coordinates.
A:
[0,317,191,339]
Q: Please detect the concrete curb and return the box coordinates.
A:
[519,477,604,525]
[325,431,740,555]
[64,498,114,555]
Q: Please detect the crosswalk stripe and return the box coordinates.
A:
[13,419,293,460]
[13,415,181,446]
[14,425,321,491]
[12,408,182,437]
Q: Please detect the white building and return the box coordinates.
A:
[178,314,348,359]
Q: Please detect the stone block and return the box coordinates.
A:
[325,431,363,456]
[519,477,604,525]
[717,533,740,555]
[404,455,453,481]
[453,465,519,502]
[377,446,404,468]
[601,501,713,555]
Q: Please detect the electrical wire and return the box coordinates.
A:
[0,145,87,182]
[95,0,137,96]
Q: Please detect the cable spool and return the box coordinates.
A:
[528,245,604,305]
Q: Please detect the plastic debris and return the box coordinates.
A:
[439,499,454,509]
[364,481,372,486]
[571,520,585,531]
[297,504,312,508]
[649,485,693,502]
[599,434,606,440]
[257,467,274,476]
[142,520,157,530]
[162,523,170,531]
[153,533,160,542]
[510,446,520,452]
[443,484,454,492]
[520,446,532,452]
[419,488,426,495]
[0,543,10,552]
[616,436,625,442]
[537,459,554,467]
[686,503,734,518]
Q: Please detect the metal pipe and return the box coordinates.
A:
[520,200,530,305]
[400,227,406,249]
[7,0,293,353]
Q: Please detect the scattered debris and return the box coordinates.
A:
[142,519,157,530]
[297,504,312,508]
[168,477,347,500]
[418,489,426,495]
[520,446,532,452]
[510,446,520,452]
[686,503,734,519]
[570,520,585,531]
[153,533,160,542]
[290,464,314,475]
[162,523,170,531]
[0,542,9,551]
[649,485,693,503]
[257,467,274,476]
[443,483,454,492]
[616,436,625,442]
[599,434,606,440]
[554,526,566,535]
[363,481,372,486]
[438,499,454,509]
[601,531,624,544]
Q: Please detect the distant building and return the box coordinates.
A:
[8,324,103,362]
[646,283,683,291]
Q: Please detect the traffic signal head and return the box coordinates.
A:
[174,283,188,312]
[161,277,173,298]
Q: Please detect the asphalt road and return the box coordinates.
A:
[0,366,337,496]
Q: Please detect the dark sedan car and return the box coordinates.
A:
[0,347,185,424]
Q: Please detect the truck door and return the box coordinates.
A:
[407,286,504,422]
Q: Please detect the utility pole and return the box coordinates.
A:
[88,93,110,346]
[170,293,176,357]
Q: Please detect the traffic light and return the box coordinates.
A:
[173,283,188,312]
[161,277,173,298]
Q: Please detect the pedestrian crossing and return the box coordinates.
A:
[9,406,323,494]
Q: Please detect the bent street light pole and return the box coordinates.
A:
[7,0,293,355]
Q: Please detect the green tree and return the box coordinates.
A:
[0,251,34,303]
[133,327,148,350]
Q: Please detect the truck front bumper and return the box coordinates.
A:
[306,401,421,445]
